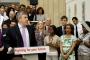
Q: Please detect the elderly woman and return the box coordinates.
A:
[78,21,90,60]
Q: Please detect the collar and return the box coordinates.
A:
[18,23,26,29]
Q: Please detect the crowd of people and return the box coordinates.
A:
[0,4,90,60]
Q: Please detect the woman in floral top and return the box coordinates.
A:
[60,24,77,60]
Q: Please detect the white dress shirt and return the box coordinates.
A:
[18,23,30,47]
[62,26,65,35]
[0,15,4,29]
[74,23,83,38]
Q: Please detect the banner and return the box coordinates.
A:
[14,46,49,55]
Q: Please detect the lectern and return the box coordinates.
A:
[14,46,49,60]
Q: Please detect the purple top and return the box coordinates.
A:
[0,30,3,47]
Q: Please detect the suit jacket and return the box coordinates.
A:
[28,14,34,21]
[5,25,37,48]
[57,26,63,37]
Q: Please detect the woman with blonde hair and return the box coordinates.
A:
[35,21,46,60]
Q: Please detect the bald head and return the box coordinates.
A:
[45,18,51,26]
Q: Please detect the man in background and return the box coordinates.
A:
[57,16,68,36]
[72,17,83,60]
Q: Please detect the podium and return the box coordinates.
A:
[14,46,49,60]
[23,54,38,60]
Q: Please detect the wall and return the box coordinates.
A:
[66,0,90,22]
[20,0,66,26]
[0,0,20,2]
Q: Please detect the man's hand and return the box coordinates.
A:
[7,47,13,54]
[0,46,4,51]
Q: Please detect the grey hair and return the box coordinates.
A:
[16,11,27,21]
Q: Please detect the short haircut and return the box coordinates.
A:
[72,17,78,21]
[61,16,68,21]
[16,11,27,21]
[36,7,44,14]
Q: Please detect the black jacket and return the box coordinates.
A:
[4,25,37,48]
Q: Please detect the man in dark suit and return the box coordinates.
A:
[4,11,37,59]
[57,16,68,37]
[56,16,68,60]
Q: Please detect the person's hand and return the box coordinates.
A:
[63,54,69,60]
[52,43,58,48]
[0,46,4,51]
[7,47,13,54]
[55,43,60,48]
[76,39,82,46]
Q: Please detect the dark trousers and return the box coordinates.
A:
[38,53,46,60]
[0,48,8,60]
[57,48,60,60]
[75,45,79,60]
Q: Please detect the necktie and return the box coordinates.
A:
[21,27,27,47]
[76,25,78,38]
